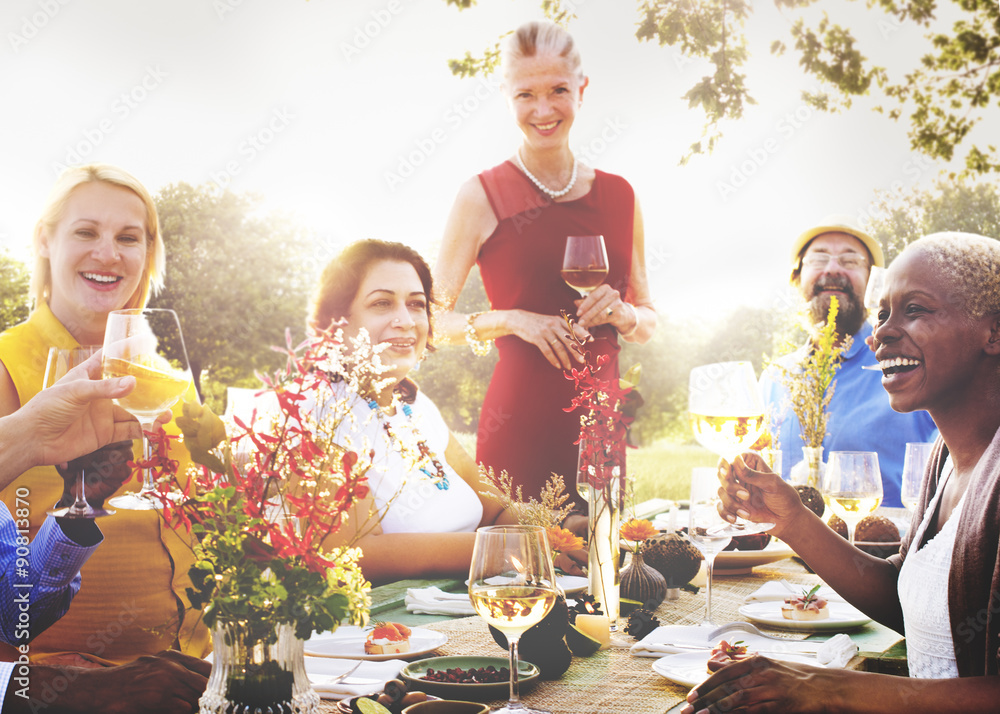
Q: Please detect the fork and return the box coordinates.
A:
[329,660,364,684]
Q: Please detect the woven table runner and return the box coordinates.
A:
[318,558,820,713]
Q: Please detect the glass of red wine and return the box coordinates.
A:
[561,235,608,297]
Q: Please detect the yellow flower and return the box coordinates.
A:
[620,518,657,548]
[546,526,584,553]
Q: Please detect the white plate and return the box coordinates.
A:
[738,601,871,631]
[304,626,447,661]
[465,575,588,596]
[714,540,795,571]
[652,651,821,688]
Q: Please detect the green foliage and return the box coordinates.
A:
[150,184,315,400]
[0,251,30,332]
[865,177,1000,263]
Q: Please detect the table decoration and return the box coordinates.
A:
[771,297,852,487]
[141,327,412,714]
[619,518,667,609]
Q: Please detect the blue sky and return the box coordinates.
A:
[1,0,994,320]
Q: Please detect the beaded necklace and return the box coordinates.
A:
[366,398,450,490]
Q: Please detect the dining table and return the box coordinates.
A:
[314,503,909,714]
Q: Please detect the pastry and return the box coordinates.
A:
[364,622,411,655]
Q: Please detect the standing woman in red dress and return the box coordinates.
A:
[433,20,657,509]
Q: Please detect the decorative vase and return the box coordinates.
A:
[199,622,320,714]
[791,446,825,488]
[578,439,622,626]
[620,550,667,610]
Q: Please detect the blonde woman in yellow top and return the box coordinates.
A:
[0,165,209,666]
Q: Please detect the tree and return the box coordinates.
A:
[447,0,1000,172]
[0,251,30,332]
[150,184,316,403]
[864,177,1000,262]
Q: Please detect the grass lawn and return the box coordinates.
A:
[455,432,716,507]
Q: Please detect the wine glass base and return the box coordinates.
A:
[107,493,163,511]
[48,505,115,519]
[709,521,775,538]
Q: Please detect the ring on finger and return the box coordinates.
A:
[606,307,614,317]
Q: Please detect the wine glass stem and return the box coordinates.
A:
[507,635,523,709]
[847,522,856,547]
[71,469,89,512]
[703,553,717,626]
[138,422,156,495]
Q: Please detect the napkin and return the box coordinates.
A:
[629,625,821,658]
[405,586,475,616]
[816,633,859,668]
[745,581,847,604]
[306,657,406,700]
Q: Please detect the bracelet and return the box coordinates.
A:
[619,303,640,339]
[465,311,493,357]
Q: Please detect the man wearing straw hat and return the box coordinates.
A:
[758,215,937,508]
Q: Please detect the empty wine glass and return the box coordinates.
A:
[688,361,773,534]
[823,451,883,545]
[901,442,934,513]
[102,308,192,510]
[687,467,732,626]
[561,235,608,297]
[864,266,887,327]
[44,346,115,519]
[469,525,559,714]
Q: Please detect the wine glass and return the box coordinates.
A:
[687,467,732,626]
[43,346,115,519]
[688,361,773,534]
[822,451,883,545]
[102,308,192,510]
[469,525,559,714]
[901,442,934,514]
[561,235,608,297]
[864,265,887,327]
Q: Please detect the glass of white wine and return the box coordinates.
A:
[44,346,116,519]
[864,265,887,328]
[822,451,883,545]
[901,442,935,514]
[688,467,732,626]
[561,235,609,297]
[469,525,559,714]
[688,361,773,534]
[102,308,192,510]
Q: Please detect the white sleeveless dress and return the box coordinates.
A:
[897,458,962,678]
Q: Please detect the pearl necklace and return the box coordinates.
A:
[515,149,578,199]
[367,399,450,491]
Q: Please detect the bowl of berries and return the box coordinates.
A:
[399,656,540,701]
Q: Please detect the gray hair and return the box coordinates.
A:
[500,20,583,80]
[906,232,1000,320]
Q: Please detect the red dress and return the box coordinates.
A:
[475,161,635,507]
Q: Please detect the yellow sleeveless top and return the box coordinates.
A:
[0,304,210,665]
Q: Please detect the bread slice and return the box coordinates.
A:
[780,602,829,621]
[364,640,411,655]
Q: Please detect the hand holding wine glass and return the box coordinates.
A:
[562,235,608,298]
[688,362,773,534]
[469,525,559,714]
[102,308,192,510]
[822,451,883,545]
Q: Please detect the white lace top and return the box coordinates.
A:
[898,457,962,679]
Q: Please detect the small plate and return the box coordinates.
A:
[305,626,448,661]
[714,541,795,573]
[738,601,871,631]
[400,655,540,701]
[652,651,821,688]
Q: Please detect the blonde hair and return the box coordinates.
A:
[907,232,1000,320]
[31,164,164,311]
[500,20,583,80]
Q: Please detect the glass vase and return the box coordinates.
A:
[578,441,622,628]
[199,621,319,714]
[791,446,825,488]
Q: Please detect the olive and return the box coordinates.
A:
[383,678,408,701]
[400,691,428,706]
[376,693,395,707]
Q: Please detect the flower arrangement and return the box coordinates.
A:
[773,296,852,449]
[140,328,401,646]
[620,518,658,555]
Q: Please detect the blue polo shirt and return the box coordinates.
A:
[759,322,938,508]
